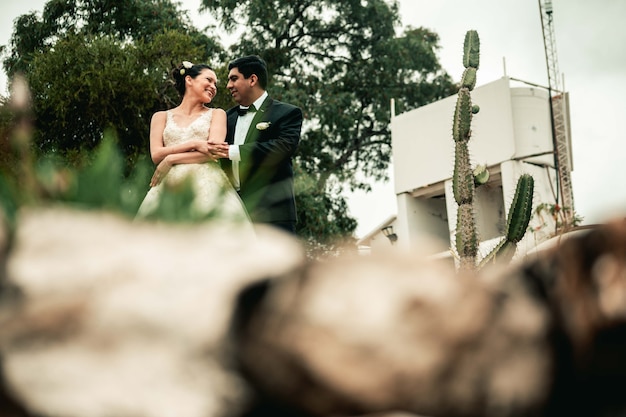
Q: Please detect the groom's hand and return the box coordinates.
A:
[207,142,229,161]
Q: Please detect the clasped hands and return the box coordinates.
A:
[189,139,229,161]
[150,140,230,187]
[205,141,230,161]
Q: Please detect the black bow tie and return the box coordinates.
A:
[237,104,256,116]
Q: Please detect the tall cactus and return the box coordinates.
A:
[452,30,535,271]
[452,30,480,271]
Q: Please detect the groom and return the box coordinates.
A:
[210,55,303,235]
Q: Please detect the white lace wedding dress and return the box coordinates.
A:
[136,109,251,226]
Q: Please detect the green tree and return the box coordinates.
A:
[1,0,228,164]
[26,31,209,162]
[201,0,456,244]
[2,0,222,80]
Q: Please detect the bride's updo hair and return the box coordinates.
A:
[172,61,213,96]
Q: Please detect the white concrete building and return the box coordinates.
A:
[358,76,573,260]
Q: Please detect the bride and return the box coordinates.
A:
[136,61,251,226]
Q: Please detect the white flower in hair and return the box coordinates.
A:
[256,122,271,130]
[180,61,194,75]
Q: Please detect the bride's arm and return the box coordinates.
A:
[205,109,230,160]
[148,111,207,164]
[150,151,213,187]
[208,108,227,143]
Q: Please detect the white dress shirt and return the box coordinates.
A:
[229,91,268,189]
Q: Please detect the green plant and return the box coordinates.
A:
[0,78,221,230]
[478,173,534,268]
[530,202,584,235]
[451,30,535,271]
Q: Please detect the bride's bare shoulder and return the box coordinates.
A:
[210,107,226,120]
[151,110,168,122]
[149,111,168,128]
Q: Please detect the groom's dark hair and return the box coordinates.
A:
[229,55,268,89]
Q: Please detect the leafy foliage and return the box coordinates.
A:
[202,0,455,186]
[27,31,211,161]
[1,0,227,164]
[0,126,229,229]
[0,129,148,225]
[531,202,584,235]
[294,165,358,254]
[2,0,222,79]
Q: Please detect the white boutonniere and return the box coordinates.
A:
[256,122,271,130]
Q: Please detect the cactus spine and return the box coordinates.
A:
[452,30,480,270]
[452,30,535,271]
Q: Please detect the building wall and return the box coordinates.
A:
[382,77,562,256]
[396,192,450,251]
[391,77,517,195]
[510,87,554,166]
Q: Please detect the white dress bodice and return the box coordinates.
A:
[137,109,251,226]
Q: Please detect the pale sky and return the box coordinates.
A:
[2,0,625,237]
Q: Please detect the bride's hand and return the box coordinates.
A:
[150,157,172,187]
[193,140,210,155]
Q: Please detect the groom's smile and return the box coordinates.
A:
[227,68,256,106]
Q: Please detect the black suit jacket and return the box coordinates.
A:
[222,96,303,224]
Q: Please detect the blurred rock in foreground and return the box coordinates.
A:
[0,207,304,417]
[1,208,626,417]
[233,219,626,417]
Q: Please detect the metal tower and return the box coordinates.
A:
[538,0,575,225]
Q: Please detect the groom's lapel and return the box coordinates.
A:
[244,97,271,144]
